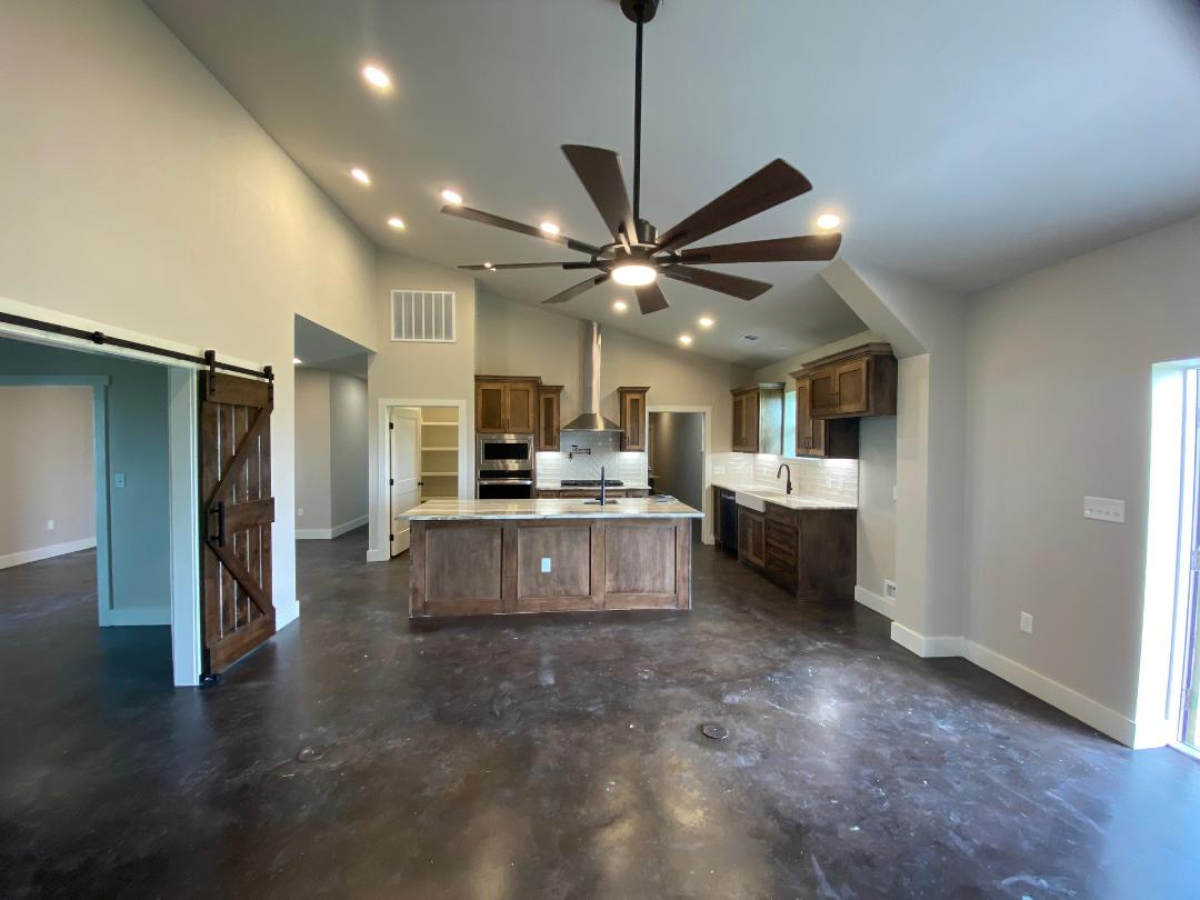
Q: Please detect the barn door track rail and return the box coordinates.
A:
[0,311,274,382]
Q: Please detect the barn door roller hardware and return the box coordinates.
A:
[0,311,274,382]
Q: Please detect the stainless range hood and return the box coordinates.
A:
[561,322,623,433]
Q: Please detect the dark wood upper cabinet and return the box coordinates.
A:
[730,383,784,453]
[537,385,563,451]
[618,386,649,451]
[791,373,860,459]
[475,376,540,433]
[800,343,897,420]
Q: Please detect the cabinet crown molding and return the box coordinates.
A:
[788,342,893,377]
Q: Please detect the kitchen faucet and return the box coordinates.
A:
[777,462,793,495]
[600,465,607,505]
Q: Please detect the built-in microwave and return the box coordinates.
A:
[478,434,534,471]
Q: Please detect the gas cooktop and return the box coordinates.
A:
[560,479,624,487]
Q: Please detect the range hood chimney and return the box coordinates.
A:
[561,321,623,433]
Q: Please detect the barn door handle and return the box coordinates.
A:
[210,500,227,547]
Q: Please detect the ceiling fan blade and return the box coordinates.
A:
[634,282,670,315]
[663,266,772,301]
[442,204,603,256]
[655,160,813,253]
[676,233,842,265]
[542,274,610,305]
[562,145,638,243]
[460,261,576,271]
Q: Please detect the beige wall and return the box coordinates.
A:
[367,253,477,559]
[0,387,95,562]
[295,369,333,532]
[965,212,1200,726]
[329,372,369,529]
[1,0,378,626]
[476,287,752,451]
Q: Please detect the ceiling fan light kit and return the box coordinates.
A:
[444,0,842,314]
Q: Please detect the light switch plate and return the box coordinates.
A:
[114,473,126,488]
[1020,612,1033,634]
[1083,496,1125,523]
[46,519,55,531]
[541,557,552,573]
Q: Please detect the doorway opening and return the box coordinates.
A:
[0,332,199,686]
[385,403,464,556]
[647,406,710,543]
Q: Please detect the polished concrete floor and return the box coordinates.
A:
[2,532,1199,898]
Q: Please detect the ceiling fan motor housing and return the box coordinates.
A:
[620,0,661,24]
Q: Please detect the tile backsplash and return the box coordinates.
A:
[537,432,648,486]
[710,451,858,504]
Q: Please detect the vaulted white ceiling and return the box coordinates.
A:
[146,0,1200,365]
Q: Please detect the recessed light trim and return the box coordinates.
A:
[698,316,714,329]
[612,299,628,312]
[539,221,560,235]
[350,167,371,186]
[816,212,841,230]
[387,216,406,230]
[361,64,392,90]
[611,263,657,286]
[441,188,463,205]
[678,334,694,346]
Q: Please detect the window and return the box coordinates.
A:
[782,389,796,456]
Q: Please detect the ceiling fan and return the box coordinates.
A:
[443,0,842,316]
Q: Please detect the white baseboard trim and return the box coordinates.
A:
[331,515,369,538]
[854,585,895,619]
[296,515,368,540]
[0,536,97,570]
[365,548,391,563]
[962,639,1134,747]
[890,621,963,658]
[100,606,170,627]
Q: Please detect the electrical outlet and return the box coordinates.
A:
[1083,496,1125,523]
[298,508,304,518]
[46,519,55,531]
[540,557,552,574]
[114,473,126,488]
[713,465,726,475]
[884,579,897,603]
[1020,612,1033,634]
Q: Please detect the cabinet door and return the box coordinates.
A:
[744,391,760,452]
[732,394,747,450]
[621,390,647,451]
[738,509,765,568]
[505,382,537,433]
[538,390,560,450]
[794,378,826,457]
[476,381,506,432]
[834,359,870,415]
[809,367,839,417]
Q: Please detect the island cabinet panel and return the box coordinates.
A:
[515,524,593,611]
[410,516,693,617]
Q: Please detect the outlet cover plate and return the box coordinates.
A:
[1083,496,1125,523]
[541,557,552,573]
[1020,612,1033,634]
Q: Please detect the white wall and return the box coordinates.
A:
[0,338,171,619]
[476,287,752,451]
[964,212,1200,736]
[295,368,368,537]
[0,386,95,563]
[1,0,378,628]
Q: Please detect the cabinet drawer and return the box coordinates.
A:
[765,503,798,527]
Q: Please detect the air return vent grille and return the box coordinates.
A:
[391,290,455,343]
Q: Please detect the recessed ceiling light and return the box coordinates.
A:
[350,167,371,186]
[293,357,303,365]
[441,188,463,205]
[816,212,841,230]
[387,216,406,230]
[678,334,693,346]
[539,221,560,235]
[612,299,628,312]
[698,316,714,329]
[612,263,657,286]
[361,64,392,91]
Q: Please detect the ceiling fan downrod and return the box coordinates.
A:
[624,0,660,245]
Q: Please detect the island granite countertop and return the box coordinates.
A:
[403,497,702,521]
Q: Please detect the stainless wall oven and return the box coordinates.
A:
[477,434,535,499]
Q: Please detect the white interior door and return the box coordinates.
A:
[389,407,421,556]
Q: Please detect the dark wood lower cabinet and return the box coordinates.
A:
[739,501,856,603]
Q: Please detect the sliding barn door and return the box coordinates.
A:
[200,372,276,675]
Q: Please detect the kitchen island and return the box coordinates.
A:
[403,498,703,618]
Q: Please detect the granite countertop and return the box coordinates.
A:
[404,498,703,521]
[709,479,858,511]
